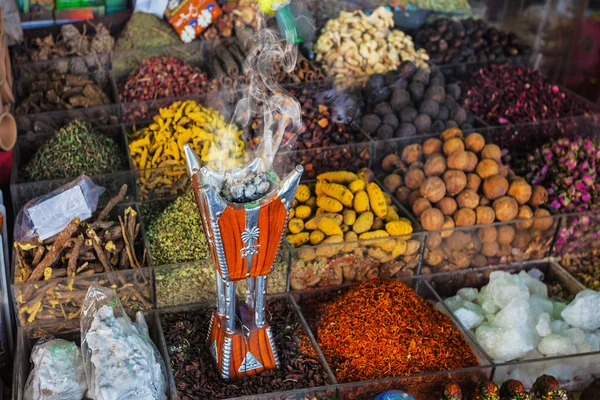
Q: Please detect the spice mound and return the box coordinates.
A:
[162,299,332,399]
[315,7,429,88]
[115,13,181,51]
[120,56,216,103]
[461,65,591,126]
[20,119,123,182]
[316,279,478,382]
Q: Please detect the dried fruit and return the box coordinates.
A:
[531,208,554,231]
[405,168,426,189]
[424,153,447,177]
[475,206,495,225]
[453,208,476,227]
[402,144,423,164]
[456,189,480,209]
[465,133,485,153]
[492,196,519,222]
[516,205,534,230]
[466,173,482,191]
[481,144,502,161]
[476,159,499,179]
[482,175,509,200]
[497,225,516,245]
[421,207,444,231]
[529,185,549,207]
[447,150,469,170]
[507,179,533,205]
[423,138,443,155]
[443,170,467,196]
[420,177,447,203]
[383,174,403,193]
[412,198,432,217]
[438,197,458,216]
[443,137,465,156]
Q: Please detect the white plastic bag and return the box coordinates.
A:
[133,0,169,19]
[80,284,167,400]
[24,337,87,400]
[14,176,104,242]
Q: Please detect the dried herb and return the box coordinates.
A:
[314,278,478,382]
[562,251,600,291]
[162,298,333,399]
[20,119,123,182]
[16,73,111,115]
[114,13,181,51]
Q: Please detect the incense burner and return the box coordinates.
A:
[184,144,302,380]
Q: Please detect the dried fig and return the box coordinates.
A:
[480,241,500,257]
[395,186,411,204]
[475,206,495,225]
[508,179,533,205]
[497,225,516,245]
[404,168,425,189]
[454,208,476,227]
[531,208,553,231]
[478,226,497,243]
[466,173,482,191]
[481,144,502,161]
[412,198,432,217]
[420,176,446,203]
[423,138,443,155]
[424,153,447,176]
[384,174,403,193]
[443,137,465,156]
[515,205,534,230]
[476,159,499,179]
[440,127,464,141]
[443,169,467,196]
[402,143,423,164]
[438,196,458,216]
[528,185,548,207]
[465,133,485,152]
[492,196,519,222]
[465,151,478,172]
[421,207,445,231]
[457,189,480,209]
[483,175,509,200]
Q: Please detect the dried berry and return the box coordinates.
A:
[377,124,394,139]
[409,81,425,101]
[361,114,382,134]
[420,100,440,118]
[391,88,412,111]
[450,107,467,125]
[374,102,394,116]
[396,122,417,137]
[383,114,400,129]
[424,85,446,102]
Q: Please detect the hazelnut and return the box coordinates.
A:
[465,133,485,152]
[481,144,502,161]
[441,216,455,238]
[438,197,458,216]
[492,196,519,222]
[425,248,444,266]
[440,127,464,141]
[483,175,509,200]
[507,179,533,205]
[395,186,411,204]
[407,190,423,208]
[404,169,425,189]
[420,177,447,203]
[443,138,465,156]
[529,185,548,207]
[476,159,499,179]
[465,151,478,172]
[481,241,500,257]
[447,150,469,170]
[454,208,476,227]
[516,205,534,230]
[445,231,471,250]
[424,153,447,176]
[421,207,445,231]
[402,144,423,164]
[497,225,516,245]
[475,206,496,225]
[478,226,498,243]
[457,189,480,209]
[426,232,442,249]
[423,138,443,155]
[531,208,553,231]
[412,198,432,217]
[384,174,403,193]
[466,173,482,191]
[443,170,467,196]
[512,230,532,248]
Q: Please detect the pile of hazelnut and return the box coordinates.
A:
[381,128,550,232]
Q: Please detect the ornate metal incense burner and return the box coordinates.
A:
[184,144,302,380]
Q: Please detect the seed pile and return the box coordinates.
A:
[20,119,123,182]
[162,299,333,399]
[315,279,478,382]
[361,62,473,139]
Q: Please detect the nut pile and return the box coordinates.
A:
[412,18,531,65]
[14,187,151,325]
[16,73,110,115]
[384,128,549,232]
[120,56,216,103]
[314,7,429,88]
[129,100,246,197]
[361,62,473,139]
[288,170,421,290]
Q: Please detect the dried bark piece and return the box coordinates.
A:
[67,236,84,277]
[97,184,127,221]
[86,229,113,273]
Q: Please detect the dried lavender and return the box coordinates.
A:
[20,119,123,182]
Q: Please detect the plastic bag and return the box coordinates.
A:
[24,337,87,400]
[14,175,104,243]
[133,0,168,18]
[81,284,167,400]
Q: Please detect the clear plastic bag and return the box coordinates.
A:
[24,337,87,400]
[14,175,105,242]
[80,284,167,400]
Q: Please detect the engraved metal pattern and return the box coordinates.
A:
[203,187,230,281]
[216,270,226,315]
[266,327,280,368]
[207,313,215,345]
[255,276,267,327]
[277,165,303,211]
[224,281,236,333]
[221,337,232,380]
[241,206,261,274]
